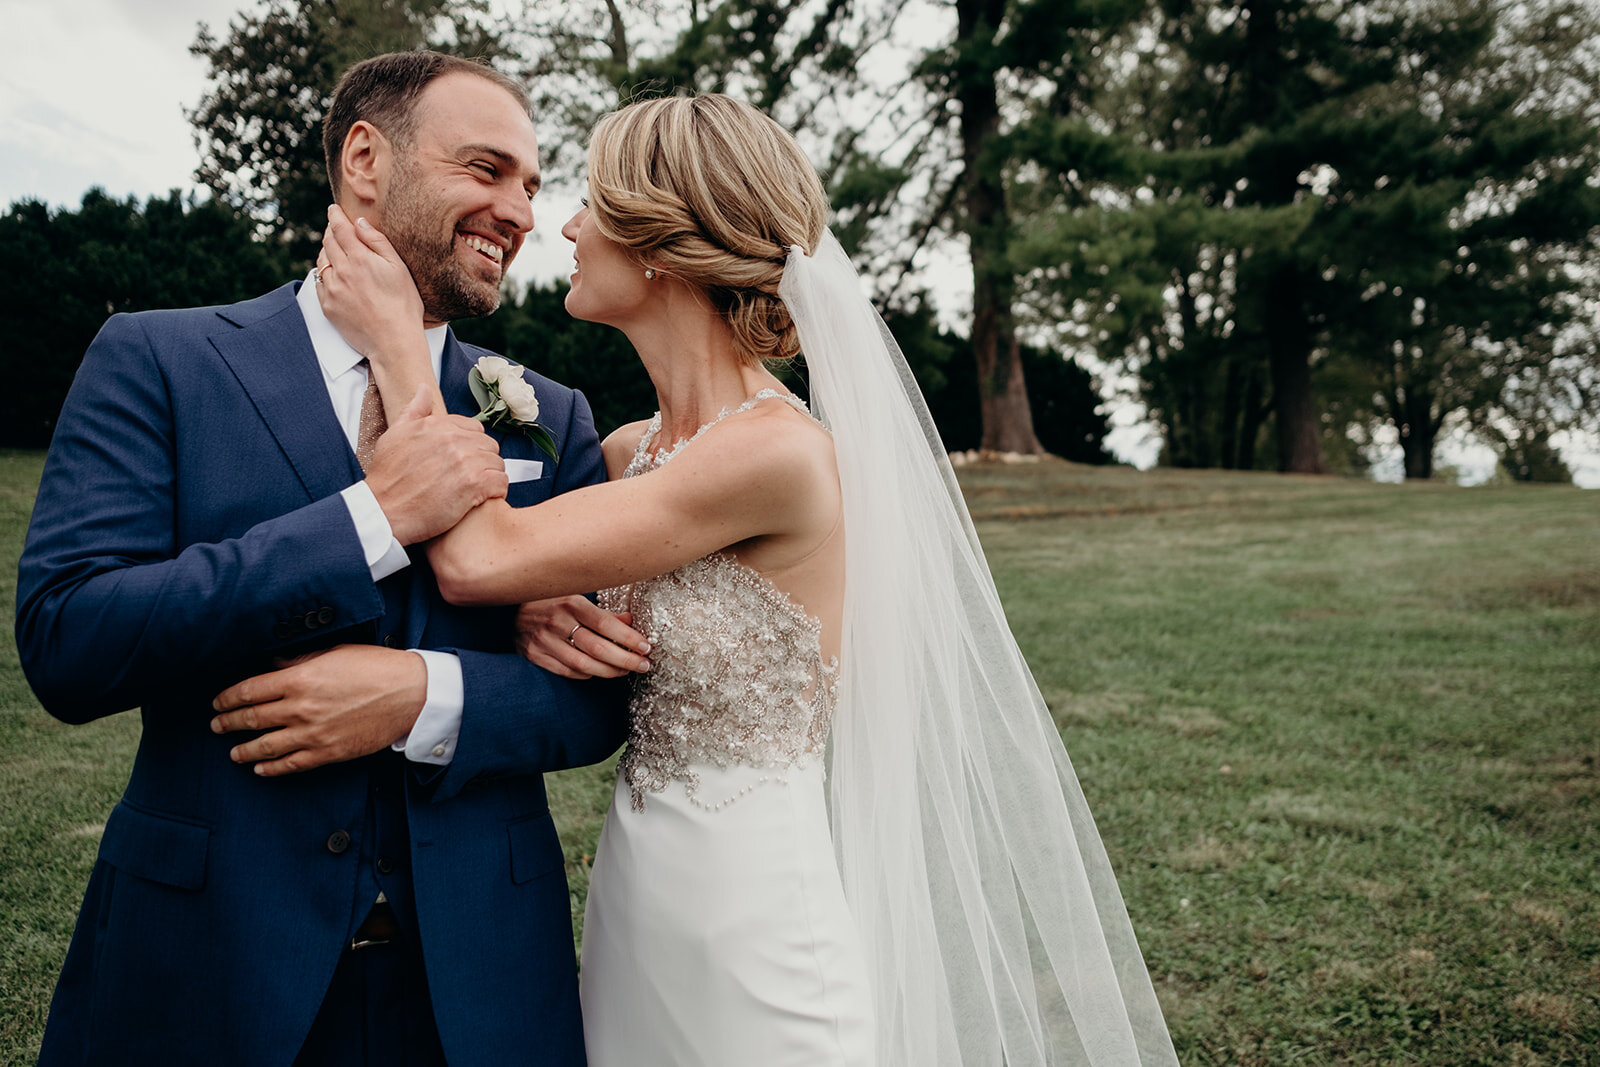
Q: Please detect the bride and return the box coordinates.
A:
[316,93,1176,1066]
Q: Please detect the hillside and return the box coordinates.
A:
[2,452,1596,1064]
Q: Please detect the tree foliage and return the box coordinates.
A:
[167,0,1600,480]
[453,283,1110,462]
[0,191,292,447]
[512,0,1129,456]
[1017,0,1600,479]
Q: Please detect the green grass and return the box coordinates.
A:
[3,452,1597,1064]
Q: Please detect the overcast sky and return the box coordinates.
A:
[0,0,585,283]
[2,0,1593,484]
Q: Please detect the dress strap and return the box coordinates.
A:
[634,390,813,473]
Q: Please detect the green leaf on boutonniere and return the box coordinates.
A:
[468,366,494,412]
[524,424,559,464]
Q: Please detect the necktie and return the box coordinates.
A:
[355,360,387,472]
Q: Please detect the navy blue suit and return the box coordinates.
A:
[16,282,628,1065]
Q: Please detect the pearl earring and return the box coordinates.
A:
[644,268,657,280]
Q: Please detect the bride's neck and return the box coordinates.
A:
[627,300,778,442]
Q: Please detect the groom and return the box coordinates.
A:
[16,52,626,1065]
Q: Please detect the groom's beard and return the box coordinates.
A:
[384,159,505,322]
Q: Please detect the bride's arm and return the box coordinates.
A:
[428,410,832,605]
[315,205,445,418]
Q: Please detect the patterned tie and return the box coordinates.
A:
[355,359,387,472]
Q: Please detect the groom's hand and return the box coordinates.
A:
[366,394,509,545]
[210,645,427,777]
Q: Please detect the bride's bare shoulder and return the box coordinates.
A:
[601,419,654,480]
[704,395,837,486]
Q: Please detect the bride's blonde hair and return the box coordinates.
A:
[584,94,829,365]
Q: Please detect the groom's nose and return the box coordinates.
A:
[491,183,534,236]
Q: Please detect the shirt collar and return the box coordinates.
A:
[296,271,448,382]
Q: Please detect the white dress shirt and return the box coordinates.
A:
[296,275,464,765]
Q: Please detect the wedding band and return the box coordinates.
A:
[567,623,583,646]
[314,265,331,283]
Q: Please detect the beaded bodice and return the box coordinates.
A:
[599,391,838,811]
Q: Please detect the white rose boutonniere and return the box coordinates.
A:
[469,356,558,463]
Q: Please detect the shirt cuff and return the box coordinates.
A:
[339,481,410,581]
[394,650,464,765]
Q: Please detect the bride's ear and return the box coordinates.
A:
[338,121,389,214]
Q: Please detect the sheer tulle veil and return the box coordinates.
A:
[780,231,1179,1066]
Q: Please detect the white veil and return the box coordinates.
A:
[781,231,1179,1066]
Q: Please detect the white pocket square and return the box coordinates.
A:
[505,459,545,482]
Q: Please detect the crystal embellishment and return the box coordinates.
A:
[600,392,838,811]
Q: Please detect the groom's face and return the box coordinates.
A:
[379,73,541,325]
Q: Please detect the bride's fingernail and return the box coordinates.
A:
[637,642,651,654]
[357,217,370,229]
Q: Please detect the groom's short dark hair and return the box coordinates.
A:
[323,50,530,198]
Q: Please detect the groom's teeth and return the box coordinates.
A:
[461,234,504,262]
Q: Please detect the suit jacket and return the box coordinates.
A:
[15,282,629,1066]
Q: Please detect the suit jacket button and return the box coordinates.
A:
[318,606,336,625]
[377,856,396,875]
[326,830,351,855]
[304,610,323,630]
[382,634,400,648]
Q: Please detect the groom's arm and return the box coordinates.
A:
[215,387,630,787]
[15,313,499,725]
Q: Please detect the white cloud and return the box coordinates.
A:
[0,0,226,207]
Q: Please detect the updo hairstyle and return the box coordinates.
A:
[585,94,829,365]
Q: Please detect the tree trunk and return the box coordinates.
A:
[1264,272,1326,474]
[1235,364,1267,470]
[1240,0,1324,474]
[958,0,1043,455]
[1397,388,1436,479]
[1219,354,1243,469]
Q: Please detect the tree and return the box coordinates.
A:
[882,303,1112,461]
[513,0,1131,458]
[1020,0,1600,478]
[1324,0,1600,479]
[858,0,1143,455]
[188,0,511,264]
[1014,0,1430,474]
[0,191,291,446]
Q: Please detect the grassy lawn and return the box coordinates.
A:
[2,451,1596,1064]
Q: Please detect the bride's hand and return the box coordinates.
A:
[315,204,425,363]
[514,597,652,680]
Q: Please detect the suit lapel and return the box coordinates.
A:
[440,332,480,418]
[210,283,363,503]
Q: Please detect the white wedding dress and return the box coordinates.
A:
[579,392,874,1067]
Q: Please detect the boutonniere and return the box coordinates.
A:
[469,356,558,463]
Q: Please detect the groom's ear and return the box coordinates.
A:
[339,121,391,214]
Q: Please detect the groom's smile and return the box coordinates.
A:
[460,231,506,265]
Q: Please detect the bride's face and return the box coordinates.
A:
[560,203,653,327]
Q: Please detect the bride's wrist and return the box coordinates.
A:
[361,329,426,364]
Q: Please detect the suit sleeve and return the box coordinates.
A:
[14,314,384,724]
[425,388,630,801]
